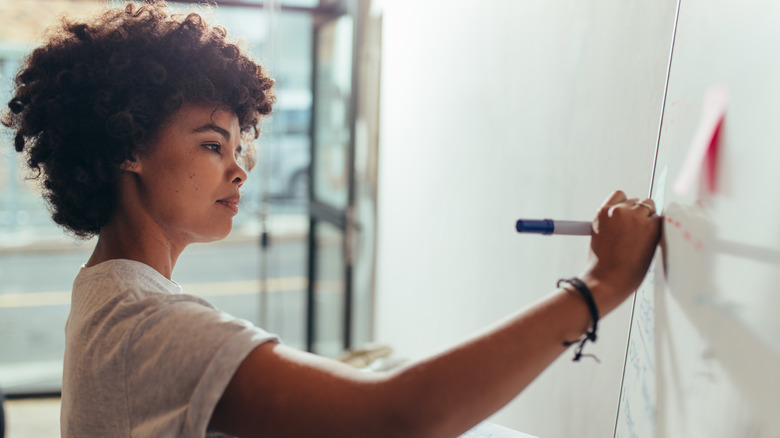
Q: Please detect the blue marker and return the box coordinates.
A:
[515,219,592,236]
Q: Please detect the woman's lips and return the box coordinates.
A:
[217,196,240,215]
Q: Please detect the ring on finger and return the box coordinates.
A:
[636,201,655,212]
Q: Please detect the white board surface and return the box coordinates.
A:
[616,1,780,436]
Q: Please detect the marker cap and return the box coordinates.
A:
[515,219,554,234]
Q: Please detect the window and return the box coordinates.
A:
[0,0,321,395]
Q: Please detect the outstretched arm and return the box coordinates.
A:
[209,190,661,438]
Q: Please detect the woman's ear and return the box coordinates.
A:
[120,158,141,173]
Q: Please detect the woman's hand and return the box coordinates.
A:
[583,190,662,307]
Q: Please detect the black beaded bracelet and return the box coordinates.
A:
[557,277,600,362]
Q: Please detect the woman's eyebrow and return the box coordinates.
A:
[192,123,230,140]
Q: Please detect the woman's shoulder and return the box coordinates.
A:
[76,259,181,295]
[70,258,272,339]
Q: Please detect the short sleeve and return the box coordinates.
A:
[124,296,277,437]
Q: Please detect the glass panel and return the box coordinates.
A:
[312,221,345,357]
[0,249,90,394]
[256,237,308,350]
[313,15,353,210]
[0,1,313,394]
[0,1,107,395]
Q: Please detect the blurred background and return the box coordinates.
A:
[1,0,382,435]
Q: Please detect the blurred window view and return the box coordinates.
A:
[0,0,317,395]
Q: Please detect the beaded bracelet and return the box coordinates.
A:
[558,277,600,362]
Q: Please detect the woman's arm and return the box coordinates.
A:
[208,191,661,438]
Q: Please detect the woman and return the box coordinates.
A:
[4,2,660,437]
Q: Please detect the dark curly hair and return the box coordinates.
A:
[2,1,275,238]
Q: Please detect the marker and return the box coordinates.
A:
[515,219,592,236]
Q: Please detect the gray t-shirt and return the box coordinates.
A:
[61,259,277,437]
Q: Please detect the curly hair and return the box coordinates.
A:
[2,1,275,238]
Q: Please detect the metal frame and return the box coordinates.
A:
[306,1,360,353]
[170,0,345,17]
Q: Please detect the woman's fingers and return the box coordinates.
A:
[602,190,627,207]
[634,198,657,216]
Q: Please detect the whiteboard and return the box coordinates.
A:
[615,0,780,436]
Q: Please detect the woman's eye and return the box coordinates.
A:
[204,143,222,153]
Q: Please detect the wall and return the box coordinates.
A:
[374,1,676,436]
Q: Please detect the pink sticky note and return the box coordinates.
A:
[673,85,729,196]
[705,116,724,193]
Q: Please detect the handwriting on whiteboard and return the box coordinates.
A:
[614,255,660,438]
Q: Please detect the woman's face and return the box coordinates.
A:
[129,102,248,244]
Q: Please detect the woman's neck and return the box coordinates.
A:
[86,212,184,280]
